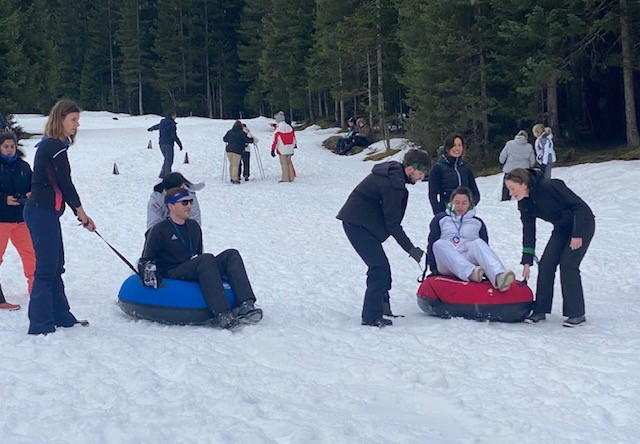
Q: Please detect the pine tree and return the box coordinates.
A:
[0,2,27,110]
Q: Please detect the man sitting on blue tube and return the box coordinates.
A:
[140,187,262,331]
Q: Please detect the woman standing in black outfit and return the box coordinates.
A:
[24,99,96,335]
[504,168,595,327]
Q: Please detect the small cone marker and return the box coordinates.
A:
[147,140,152,149]
[112,163,120,175]
[183,152,190,164]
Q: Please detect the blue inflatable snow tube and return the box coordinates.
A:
[117,274,236,325]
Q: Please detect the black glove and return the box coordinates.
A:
[147,128,152,132]
[408,247,424,263]
[179,146,183,151]
[271,150,276,158]
[138,259,162,289]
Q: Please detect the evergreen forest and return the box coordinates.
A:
[1,0,639,159]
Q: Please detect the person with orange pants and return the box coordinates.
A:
[0,131,35,310]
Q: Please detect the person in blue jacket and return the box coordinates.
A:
[148,112,183,179]
[336,149,430,328]
[428,133,480,215]
[24,99,96,335]
[504,168,595,327]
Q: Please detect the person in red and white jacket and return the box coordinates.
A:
[271,111,297,182]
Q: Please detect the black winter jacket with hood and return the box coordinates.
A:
[223,123,254,155]
[517,169,594,265]
[148,116,183,148]
[0,148,32,222]
[336,161,416,252]
[428,155,480,214]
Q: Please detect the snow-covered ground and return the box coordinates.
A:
[1,112,638,443]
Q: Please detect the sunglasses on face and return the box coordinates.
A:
[175,199,194,206]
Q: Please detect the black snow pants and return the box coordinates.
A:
[533,217,596,318]
[165,250,256,314]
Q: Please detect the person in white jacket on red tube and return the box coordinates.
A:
[426,187,515,292]
[271,111,296,182]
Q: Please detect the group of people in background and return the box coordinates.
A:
[333,117,374,156]
[1,100,593,333]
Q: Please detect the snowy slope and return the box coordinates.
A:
[1,112,639,443]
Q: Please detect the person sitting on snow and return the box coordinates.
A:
[342,117,373,155]
[334,117,358,155]
[141,187,263,331]
[426,187,515,292]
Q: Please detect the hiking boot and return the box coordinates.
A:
[496,270,516,292]
[244,177,249,181]
[524,312,546,324]
[216,309,242,331]
[468,266,485,283]
[236,300,263,324]
[0,302,21,311]
[563,315,586,328]
[361,317,393,328]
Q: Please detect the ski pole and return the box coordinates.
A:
[94,230,141,279]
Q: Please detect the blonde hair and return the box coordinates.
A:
[532,123,545,138]
[44,99,80,144]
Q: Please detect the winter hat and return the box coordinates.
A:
[516,130,528,138]
[274,111,285,123]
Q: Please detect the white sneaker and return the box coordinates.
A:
[496,270,516,292]
[468,266,485,283]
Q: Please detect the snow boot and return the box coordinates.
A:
[0,284,20,311]
[524,312,546,324]
[563,315,586,328]
[468,266,485,283]
[236,300,263,324]
[496,270,516,292]
[216,309,242,331]
[361,317,393,328]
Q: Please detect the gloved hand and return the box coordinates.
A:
[271,150,276,158]
[179,146,183,151]
[408,247,424,263]
[147,128,152,132]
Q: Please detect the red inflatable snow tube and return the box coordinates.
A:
[417,275,533,322]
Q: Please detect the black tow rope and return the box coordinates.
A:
[94,230,142,279]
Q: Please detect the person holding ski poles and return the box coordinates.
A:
[24,99,95,335]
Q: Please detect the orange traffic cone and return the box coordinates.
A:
[183,152,189,164]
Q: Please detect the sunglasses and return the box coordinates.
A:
[175,199,194,206]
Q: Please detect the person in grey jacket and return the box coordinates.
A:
[146,172,203,234]
[336,149,430,328]
[499,130,535,201]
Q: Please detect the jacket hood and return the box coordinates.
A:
[35,135,69,148]
[526,168,544,191]
[514,134,529,145]
[372,161,407,188]
[437,154,464,167]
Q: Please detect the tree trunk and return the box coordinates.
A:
[108,0,116,111]
[339,60,345,127]
[136,9,143,115]
[546,76,559,137]
[376,0,389,150]
[204,0,213,118]
[620,0,640,146]
[366,53,374,131]
[317,92,322,118]
[307,86,314,121]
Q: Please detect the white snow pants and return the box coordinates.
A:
[433,238,506,287]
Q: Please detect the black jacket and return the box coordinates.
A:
[517,169,594,265]
[28,137,81,214]
[148,116,183,149]
[336,161,416,252]
[223,126,253,155]
[428,155,480,214]
[0,151,32,223]
[142,218,203,274]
